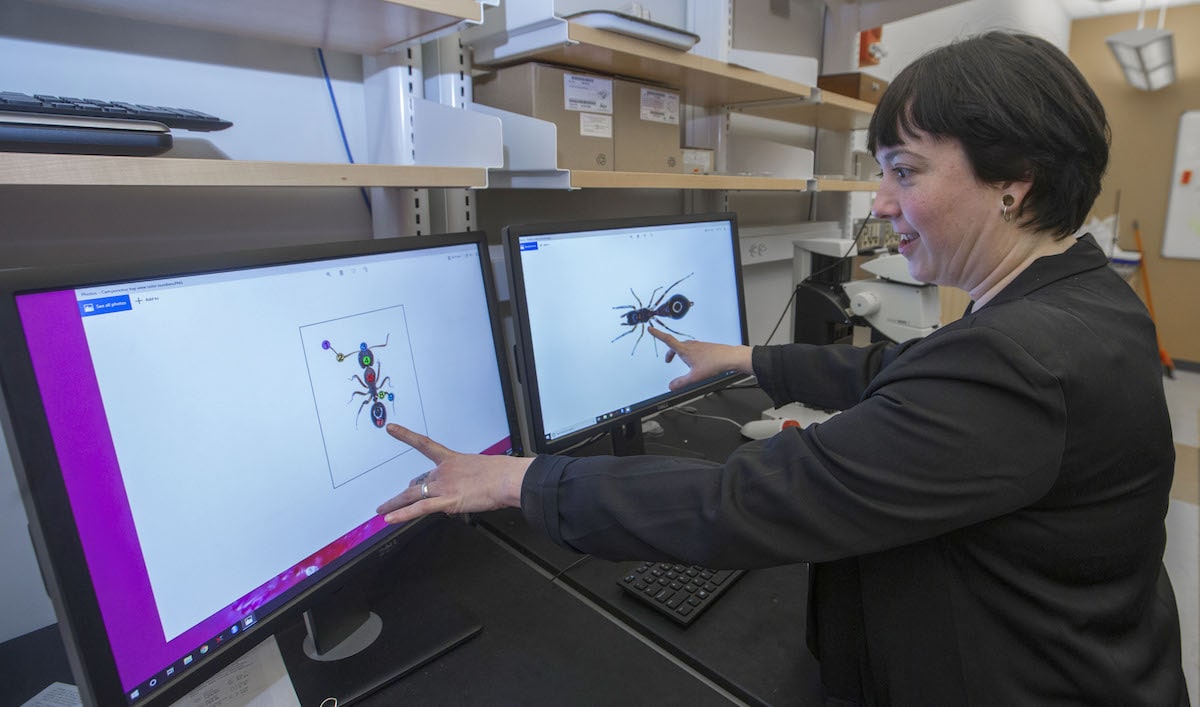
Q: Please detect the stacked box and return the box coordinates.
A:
[681,148,714,174]
[613,79,681,173]
[817,72,890,104]
[474,62,614,171]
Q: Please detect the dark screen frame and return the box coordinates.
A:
[0,231,523,706]
[502,212,749,455]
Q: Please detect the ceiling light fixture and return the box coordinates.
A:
[1106,0,1176,90]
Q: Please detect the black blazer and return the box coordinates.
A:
[522,236,1187,706]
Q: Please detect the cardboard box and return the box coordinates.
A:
[817,72,890,104]
[473,62,614,171]
[614,79,681,173]
[681,147,714,174]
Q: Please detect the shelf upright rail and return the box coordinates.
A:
[362,3,502,238]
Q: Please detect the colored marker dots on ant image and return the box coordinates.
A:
[301,305,426,487]
[323,335,395,429]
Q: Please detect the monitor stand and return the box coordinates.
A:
[276,552,481,705]
[610,418,646,456]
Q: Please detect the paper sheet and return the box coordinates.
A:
[169,635,300,707]
[20,682,81,707]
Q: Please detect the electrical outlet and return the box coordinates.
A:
[854,219,883,251]
[739,222,844,265]
[859,226,882,251]
[880,221,899,249]
[853,219,897,252]
[746,240,771,261]
[739,232,803,264]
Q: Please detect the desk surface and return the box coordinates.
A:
[3,519,732,707]
[479,384,823,707]
[2,384,824,707]
[353,517,734,705]
[479,509,821,707]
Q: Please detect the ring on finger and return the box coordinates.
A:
[420,482,430,500]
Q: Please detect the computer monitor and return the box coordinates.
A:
[503,213,748,456]
[0,232,521,706]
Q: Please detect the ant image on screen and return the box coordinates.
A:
[322,335,395,429]
[612,273,694,355]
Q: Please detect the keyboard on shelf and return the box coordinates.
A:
[0,91,232,132]
[618,561,745,627]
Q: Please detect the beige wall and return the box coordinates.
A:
[1070,7,1200,366]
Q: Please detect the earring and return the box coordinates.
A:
[1001,194,1015,223]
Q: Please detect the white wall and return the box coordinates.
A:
[0,0,375,270]
[0,0,380,643]
[870,0,1071,80]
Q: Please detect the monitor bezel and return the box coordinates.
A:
[0,231,523,706]
[502,212,748,455]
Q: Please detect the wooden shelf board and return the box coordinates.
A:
[734,91,877,131]
[812,178,880,192]
[0,153,488,188]
[481,23,813,107]
[569,170,809,191]
[44,0,483,54]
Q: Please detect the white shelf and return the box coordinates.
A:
[5,2,876,192]
[41,0,486,53]
[472,104,812,191]
[1,1,500,190]
[474,104,878,192]
[465,16,875,131]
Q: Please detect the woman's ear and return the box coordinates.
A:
[1000,178,1034,203]
[999,179,1034,218]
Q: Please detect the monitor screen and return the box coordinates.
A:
[0,232,520,706]
[503,213,748,455]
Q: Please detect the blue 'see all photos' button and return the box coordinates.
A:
[519,242,539,251]
[78,295,132,317]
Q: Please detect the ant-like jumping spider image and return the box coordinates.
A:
[612,273,695,355]
[322,334,394,429]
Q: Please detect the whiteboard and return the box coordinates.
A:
[1162,110,1200,260]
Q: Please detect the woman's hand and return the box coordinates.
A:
[648,327,754,390]
[376,424,533,525]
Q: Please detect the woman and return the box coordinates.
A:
[379,32,1187,705]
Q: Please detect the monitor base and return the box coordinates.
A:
[277,589,481,706]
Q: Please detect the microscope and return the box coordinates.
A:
[791,230,940,346]
[757,230,942,428]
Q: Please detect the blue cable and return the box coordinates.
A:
[317,48,372,215]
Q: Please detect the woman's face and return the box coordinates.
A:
[871,131,1017,293]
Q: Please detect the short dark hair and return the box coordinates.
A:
[867,32,1110,238]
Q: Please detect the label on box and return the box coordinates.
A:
[579,112,613,138]
[682,148,713,173]
[640,88,679,125]
[564,74,613,114]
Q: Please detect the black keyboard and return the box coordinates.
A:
[0,91,231,132]
[618,561,744,626]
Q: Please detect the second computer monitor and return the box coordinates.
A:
[503,213,748,456]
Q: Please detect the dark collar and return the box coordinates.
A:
[966,234,1109,314]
